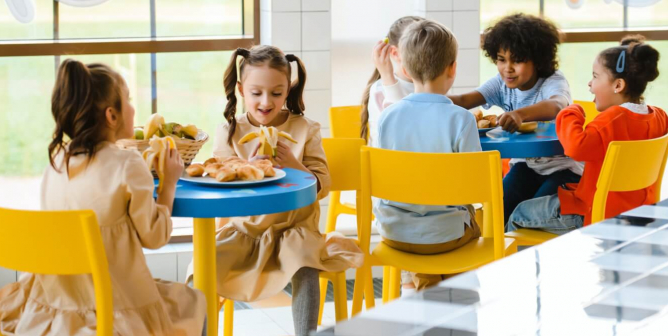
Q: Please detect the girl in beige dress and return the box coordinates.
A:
[0,60,207,336]
[195,46,363,335]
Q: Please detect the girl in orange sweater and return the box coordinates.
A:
[506,35,667,233]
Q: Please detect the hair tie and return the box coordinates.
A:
[236,48,249,57]
[285,54,296,62]
[616,49,626,73]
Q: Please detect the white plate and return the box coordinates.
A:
[180,168,286,187]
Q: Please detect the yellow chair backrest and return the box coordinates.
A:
[574,100,599,126]
[323,138,365,192]
[329,106,362,139]
[592,133,668,223]
[0,208,113,336]
[359,147,505,259]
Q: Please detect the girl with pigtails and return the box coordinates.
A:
[188,45,362,335]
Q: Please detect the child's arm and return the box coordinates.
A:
[556,104,606,162]
[448,91,487,110]
[499,95,570,133]
[275,123,330,199]
[124,153,174,249]
[455,112,483,153]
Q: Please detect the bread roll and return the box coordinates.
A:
[477,119,491,129]
[518,122,538,133]
[214,167,237,182]
[251,159,276,177]
[483,115,498,127]
[185,163,205,177]
[237,165,265,181]
[203,157,219,167]
[204,163,223,176]
[473,110,483,122]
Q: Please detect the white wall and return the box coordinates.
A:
[331,0,415,107]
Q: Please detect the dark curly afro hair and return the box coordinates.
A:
[482,13,562,78]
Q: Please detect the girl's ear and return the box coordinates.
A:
[389,45,401,62]
[105,107,119,128]
[237,81,244,97]
[614,78,627,94]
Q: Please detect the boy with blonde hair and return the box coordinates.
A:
[376,20,481,292]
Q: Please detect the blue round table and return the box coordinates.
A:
[166,168,317,336]
[480,122,564,158]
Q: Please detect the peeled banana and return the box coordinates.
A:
[238,126,297,156]
[142,136,177,193]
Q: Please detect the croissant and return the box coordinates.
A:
[251,159,275,177]
[236,165,265,181]
[214,167,237,182]
[185,163,205,177]
[477,119,491,129]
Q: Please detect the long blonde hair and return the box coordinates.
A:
[359,16,423,140]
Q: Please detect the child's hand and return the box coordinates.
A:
[372,40,396,86]
[499,111,523,133]
[274,141,308,172]
[249,142,271,162]
[162,148,184,190]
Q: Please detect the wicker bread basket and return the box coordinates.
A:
[117,129,209,166]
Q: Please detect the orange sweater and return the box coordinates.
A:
[556,104,668,225]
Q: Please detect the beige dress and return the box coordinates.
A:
[192,112,363,302]
[0,143,206,336]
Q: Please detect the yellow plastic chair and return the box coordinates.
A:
[329,105,363,139]
[574,100,600,126]
[592,133,668,223]
[351,147,517,314]
[0,208,112,336]
[317,138,369,325]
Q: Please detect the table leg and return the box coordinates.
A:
[194,218,218,336]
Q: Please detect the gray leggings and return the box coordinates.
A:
[291,267,320,336]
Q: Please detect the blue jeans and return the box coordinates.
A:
[503,162,581,225]
[506,194,584,234]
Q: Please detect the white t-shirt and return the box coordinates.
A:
[476,70,583,176]
[367,75,414,147]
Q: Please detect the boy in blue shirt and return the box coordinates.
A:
[376,19,481,292]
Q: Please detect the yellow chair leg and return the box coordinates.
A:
[389,267,401,301]
[351,265,368,316]
[364,270,375,310]
[317,277,328,325]
[325,191,341,233]
[382,266,390,304]
[333,272,348,321]
[224,299,234,336]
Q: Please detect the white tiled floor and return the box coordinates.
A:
[220,299,383,336]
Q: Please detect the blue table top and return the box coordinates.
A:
[318,201,668,336]
[480,122,564,159]
[159,168,318,218]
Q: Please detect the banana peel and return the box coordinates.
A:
[142,136,177,194]
[238,126,297,156]
[181,124,198,139]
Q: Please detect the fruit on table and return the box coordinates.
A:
[133,128,144,140]
[144,113,165,139]
[142,136,176,193]
[238,126,297,156]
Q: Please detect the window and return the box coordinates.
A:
[0,1,258,238]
